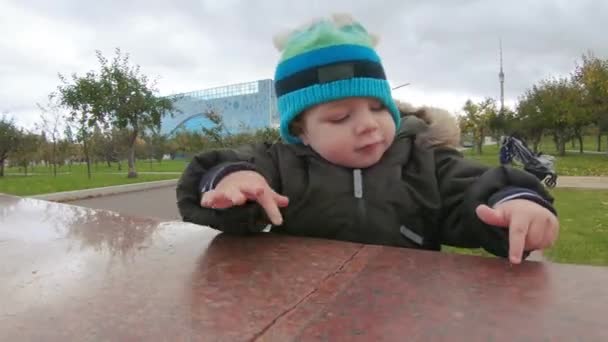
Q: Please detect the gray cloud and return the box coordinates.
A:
[1,0,606,128]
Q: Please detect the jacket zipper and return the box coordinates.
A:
[353,169,367,225]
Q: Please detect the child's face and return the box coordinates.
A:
[298,97,396,168]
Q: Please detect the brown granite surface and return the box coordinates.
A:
[1,194,607,341]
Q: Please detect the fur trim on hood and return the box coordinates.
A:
[395,99,461,149]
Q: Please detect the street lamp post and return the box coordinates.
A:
[392,83,411,91]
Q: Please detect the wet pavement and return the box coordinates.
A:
[68,186,181,221]
[2,194,608,341]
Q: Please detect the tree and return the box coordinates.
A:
[459,98,497,154]
[96,49,175,178]
[62,124,78,171]
[56,71,102,179]
[514,88,550,153]
[142,126,168,164]
[254,127,281,144]
[9,130,40,176]
[36,97,65,177]
[568,82,592,154]
[523,77,591,156]
[169,130,206,156]
[573,52,608,152]
[55,48,175,178]
[201,110,229,147]
[538,77,588,156]
[0,114,20,177]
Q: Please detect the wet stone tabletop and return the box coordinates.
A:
[1,194,607,341]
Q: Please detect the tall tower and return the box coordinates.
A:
[498,38,505,113]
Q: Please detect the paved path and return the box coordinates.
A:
[554,176,608,189]
[67,176,608,221]
[69,186,181,221]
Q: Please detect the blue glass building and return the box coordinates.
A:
[161,79,278,136]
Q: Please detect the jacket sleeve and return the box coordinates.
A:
[176,143,282,234]
[434,147,556,258]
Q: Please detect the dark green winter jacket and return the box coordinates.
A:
[176,114,555,258]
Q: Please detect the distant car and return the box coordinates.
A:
[461,141,474,148]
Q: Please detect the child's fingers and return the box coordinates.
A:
[475,204,508,227]
[240,184,288,225]
[254,188,284,226]
[525,218,546,250]
[210,178,288,225]
[508,215,530,264]
[200,190,216,207]
[200,190,233,209]
[240,184,264,200]
[540,216,559,248]
[273,192,289,207]
[225,187,248,206]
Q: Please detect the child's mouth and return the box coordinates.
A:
[356,141,382,153]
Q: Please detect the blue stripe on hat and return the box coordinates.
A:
[275,44,381,81]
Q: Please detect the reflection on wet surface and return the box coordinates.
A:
[1,196,162,256]
[1,194,608,341]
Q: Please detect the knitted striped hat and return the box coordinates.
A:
[273,14,401,144]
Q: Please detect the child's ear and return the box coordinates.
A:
[299,131,310,146]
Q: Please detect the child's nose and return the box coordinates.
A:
[354,113,379,135]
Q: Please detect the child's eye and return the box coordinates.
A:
[371,103,386,112]
[329,115,349,123]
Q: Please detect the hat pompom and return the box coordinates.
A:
[331,13,355,27]
[273,13,379,52]
[273,30,291,51]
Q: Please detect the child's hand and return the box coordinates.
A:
[475,199,559,264]
[200,170,289,225]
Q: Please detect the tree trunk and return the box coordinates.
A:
[578,134,584,154]
[532,140,540,154]
[127,130,138,178]
[127,146,137,178]
[557,137,567,156]
[475,141,483,155]
[553,135,560,153]
[52,142,57,177]
[493,134,501,147]
[597,132,602,152]
[83,138,91,180]
[0,159,4,177]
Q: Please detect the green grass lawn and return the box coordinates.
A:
[5,159,188,175]
[443,189,608,266]
[0,172,179,196]
[2,159,186,196]
[540,134,607,153]
[463,144,608,176]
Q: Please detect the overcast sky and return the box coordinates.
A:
[1,0,606,129]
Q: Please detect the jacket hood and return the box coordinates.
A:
[395,99,461,149]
